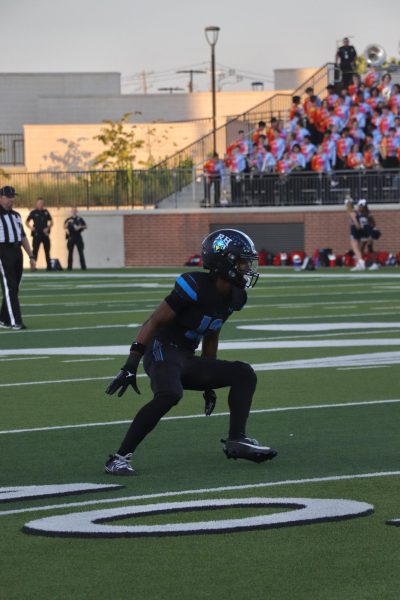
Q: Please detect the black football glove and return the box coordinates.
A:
[105,352,141,397]
[203,389,217,416]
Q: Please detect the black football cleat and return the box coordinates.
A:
[222,436,278,463]
[105,453,136,476]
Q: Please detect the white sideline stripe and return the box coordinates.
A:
[17,309,150,318]
[238,322,400,332]
[1,351,400,388]
[1,470,399,517]
[77,283,172,289]
[0,356,49,362]
[0,375,115,388]
[22,272,400,279]
[232,311,398,323]
[1,398,399,435]
[61,358,114,363]
[23,273,180,279]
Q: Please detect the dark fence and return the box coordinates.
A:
[0,169,193,208]
[202,169,400,207]
[0,134,24,165]
[2,168,399,209]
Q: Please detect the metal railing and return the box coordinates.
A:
[0,169,193,208]
[1,167,398,209]
[0,134,25,165]
[199,169,400,207]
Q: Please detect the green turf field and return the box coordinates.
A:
[1,267,399,599]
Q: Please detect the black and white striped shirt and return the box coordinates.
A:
[0,207,26,244]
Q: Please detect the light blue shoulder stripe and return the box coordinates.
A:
[176,275,198,301]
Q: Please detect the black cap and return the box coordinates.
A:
[0,186,18,198]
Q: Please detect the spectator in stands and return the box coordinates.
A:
[348,117,366,146]
[301,135,317,170]
[321,131,337,168]
[389,84,400,114]
[378,105,395,135]
[326,84,339,108]
[336,37,357,90]
[289,144,306,170]
[226,145,247,204]
[380,127,400,168]
[378,73,393,102]
[346,143,364,169]
[349,103,367,130]
[366,87,384,111]
[258,145,276,173]
[311,145,331,173]
[289,96,304,121]
[315,99,330,135]
[362,142,378,169]
[336,128,353,169]
[334,95,351,130]
[252,121,267,145]
[266,117,281,143]
[294,121,311,144]
[363,65,380,90]
[304,94,322,144]
[348,73,362,98]
[277,152,292,175]
[270,133,285,162]
[203,152,224,206]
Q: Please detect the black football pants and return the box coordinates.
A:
[32,233,51,270]
[0,244,23,326]
[67,238,86,270]
[117,340,257,455]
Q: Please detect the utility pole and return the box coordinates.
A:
[176,69,206,93]
[140,70,148,94]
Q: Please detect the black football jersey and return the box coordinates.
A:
[27,209,52,232]
[161,271,247,351]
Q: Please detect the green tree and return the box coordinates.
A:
[92,113,144,170]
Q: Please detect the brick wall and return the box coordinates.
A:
[124,206,400,266]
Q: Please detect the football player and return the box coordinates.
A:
[104,229,277,475]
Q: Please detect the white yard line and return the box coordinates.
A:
[1,398,399,436]
[1,470,399,517]
[1,351,400,388]
[61,358,114,363]
[238,322,400,332]
[0,356,49,362]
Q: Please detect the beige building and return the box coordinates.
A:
[0,70,327,172]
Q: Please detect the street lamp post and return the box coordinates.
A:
[205,26,220,155]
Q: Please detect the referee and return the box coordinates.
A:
[0,186,36,330]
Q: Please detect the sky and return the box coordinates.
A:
[2,0,400,93]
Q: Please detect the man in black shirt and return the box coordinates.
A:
[336,37,357,90]
[0,186,36,330]
[104,228,277,475]
[64,207,87,270]
[26,198,53,271]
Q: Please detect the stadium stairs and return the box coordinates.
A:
[155,63,336,208]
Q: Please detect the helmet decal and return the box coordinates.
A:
[213,233,233,253]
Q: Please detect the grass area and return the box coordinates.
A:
[1,266,400,599]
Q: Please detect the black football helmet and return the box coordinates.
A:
[201,229,259,289]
